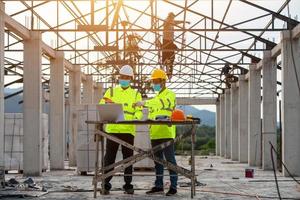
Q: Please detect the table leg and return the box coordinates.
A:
[191,125,196,198]
[101,135,105,194]
[94,133,100,198]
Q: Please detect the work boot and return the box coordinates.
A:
[146,187,164,195]
[123,184,134,194]
[124,188,134,194]
[166,188,177,196]
[100,183,111,195]
[99,188,110,195]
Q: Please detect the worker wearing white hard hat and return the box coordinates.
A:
[99,65,143,195]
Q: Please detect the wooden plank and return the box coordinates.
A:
[86,119,200,125]
[77,25,108,32]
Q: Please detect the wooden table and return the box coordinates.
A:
[86,119,201,198]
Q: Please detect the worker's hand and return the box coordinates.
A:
[133,101,145,107]
[103,97,114,104]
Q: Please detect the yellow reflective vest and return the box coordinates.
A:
[145,88,176,140]
[99,86,143,136]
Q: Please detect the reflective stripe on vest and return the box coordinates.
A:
[124,111,135,115]
[109,87,139,116]
[147,88,176,140]
[103,86,142,135]
[160,98,165,109]
[162,108,173,112]
[167,98,171,108]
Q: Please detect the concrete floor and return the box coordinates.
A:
[1,156,300,200]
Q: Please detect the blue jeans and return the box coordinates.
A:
[151,139,178,190]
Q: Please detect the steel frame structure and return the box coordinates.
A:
[2,0,299,98]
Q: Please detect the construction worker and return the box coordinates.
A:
[134,69,178,196]
[220,63,232,88]
[99,65,143,195]
[162,12,190,79]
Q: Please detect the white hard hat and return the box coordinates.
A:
[119,65,134,77]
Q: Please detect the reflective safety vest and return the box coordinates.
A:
[145,88,176,140]
[99,86,143,136]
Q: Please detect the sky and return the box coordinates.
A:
[3,0,300,113]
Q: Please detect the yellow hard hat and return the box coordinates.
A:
[151,69,167,80]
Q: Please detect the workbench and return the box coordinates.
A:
[85,119,200,198]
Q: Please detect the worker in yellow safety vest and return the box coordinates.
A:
[134,69,178,196]
[99,65,143,195]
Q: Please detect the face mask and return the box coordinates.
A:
[119,79,130,88]
[153,84,161,92]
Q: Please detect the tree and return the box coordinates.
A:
[175,125,216,155]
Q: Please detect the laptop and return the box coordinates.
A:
[97,104,125,122]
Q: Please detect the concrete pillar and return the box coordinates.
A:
[225,89,231,159]
[248,64,262,167]
[0,2,5,183]
[82,75,93,104]
[220,95,226,157]
[262,51,277,170]
[23,31,42,176]
[215,100,221,156]
[68,65,81,166]
[49,52,65,170]
[93,82,103,104]
[230,83,239,161]
[281,31,300,176]
[238,75,248,163]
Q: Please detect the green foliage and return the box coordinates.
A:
[175,125,215,155]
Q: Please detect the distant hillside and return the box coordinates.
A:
[178,105,215,127]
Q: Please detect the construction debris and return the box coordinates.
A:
[0,177,48,198]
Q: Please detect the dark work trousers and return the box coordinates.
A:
[162,39,176,78]
[151,138,178,190]
[103,133,134,191]
[162,39,176,65]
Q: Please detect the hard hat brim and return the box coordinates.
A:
[150,75,168,80]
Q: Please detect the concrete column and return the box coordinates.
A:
[220,95,226,157]
[68,65,81,166]
[231,83,239,161]
[93,82,103,104]
[262,51,277,170]
[82,75,93,104]
[248,64,262,167]
[23,31,42,176]
[281,31,300,176]
[0,2,5,183]
[215,100,221,156]
[238,75,248,163]
[225,89,231,159]
[49,52,65,170]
